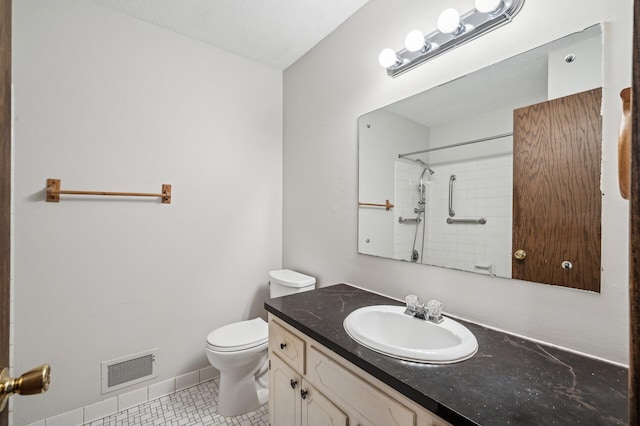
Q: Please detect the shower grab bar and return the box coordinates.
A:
[399,216,422,224]
[358,199,394,210]
[46,179,172,204]
[448,175,456,217]
[446,218,487,225]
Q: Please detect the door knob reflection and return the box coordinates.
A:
[0,364,51,412]
[514,249,527,260]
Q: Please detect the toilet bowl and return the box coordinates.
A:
[205,318,269,416]
[205,270,316,416]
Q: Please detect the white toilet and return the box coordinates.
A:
[205,269,316,416]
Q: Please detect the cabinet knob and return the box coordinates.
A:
[290,379,298,389]
[280,343,287,350]
[514,249,527,260]
[300,389,308,400]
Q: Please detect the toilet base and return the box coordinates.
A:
[215,351,269,417]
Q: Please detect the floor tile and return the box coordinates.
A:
[83,379,268,426]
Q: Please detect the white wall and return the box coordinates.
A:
[357,109,428,258]
[548,33,602,99]
[13,1,282,424]
[283,0,632,363]
[428,108,514,164]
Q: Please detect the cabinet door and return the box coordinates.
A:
[306,346,415,426]
[270,354,302,426]
[301,382,349,426]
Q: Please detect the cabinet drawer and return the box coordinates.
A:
[270,319,305,374]
[306,345,416,426]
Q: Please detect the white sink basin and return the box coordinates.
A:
[343,305,478,364]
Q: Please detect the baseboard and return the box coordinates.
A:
[24,366,219,426]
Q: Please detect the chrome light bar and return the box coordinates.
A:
[381,0,525,78]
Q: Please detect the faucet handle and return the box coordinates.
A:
[405,294,419,310]
[427,300,443,323]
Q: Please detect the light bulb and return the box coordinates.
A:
[475,0,504,13]
[405,30,426,52]
[437,8,462,34]
[378,48,400,68]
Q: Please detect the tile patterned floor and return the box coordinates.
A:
[84,378,269,426]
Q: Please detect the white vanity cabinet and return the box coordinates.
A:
[270,353,348,425]
[268,315,451,426]
[269,318,348,425]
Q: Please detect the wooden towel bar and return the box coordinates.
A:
[46,178,172,204]
[358,199,394,210]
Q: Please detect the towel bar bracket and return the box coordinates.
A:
[46,179,61,203]
[161,184,172,204]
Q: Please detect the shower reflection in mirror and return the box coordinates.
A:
[358,25,602,285]
[358,108,514,276]
[394,133,512,275]
[407,159,434,263]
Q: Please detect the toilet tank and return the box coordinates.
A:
[269,269,316,299]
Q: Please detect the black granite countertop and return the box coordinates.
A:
[264,283,628,426]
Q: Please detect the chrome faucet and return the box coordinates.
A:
[404,295,428,319]
[404,295,444,324]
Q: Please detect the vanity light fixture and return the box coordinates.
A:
[404,30,429,53]
[437,8,465,35]
[378,0,525,77]
[378,48,402,68]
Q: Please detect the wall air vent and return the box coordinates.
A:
[101,349,158,394]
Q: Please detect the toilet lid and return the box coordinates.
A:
[206,318,268,352]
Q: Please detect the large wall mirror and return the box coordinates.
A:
[358,25,603,292]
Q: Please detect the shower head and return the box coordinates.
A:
[414,159,435,175]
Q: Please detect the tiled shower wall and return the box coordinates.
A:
[394,154,512,276]
[425,154,513,278]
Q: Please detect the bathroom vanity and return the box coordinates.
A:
[265,284,628,425]
[268,313,451,425]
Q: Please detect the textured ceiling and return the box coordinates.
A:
[93,0,370,70]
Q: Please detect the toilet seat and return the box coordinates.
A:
[206,318,268,352]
